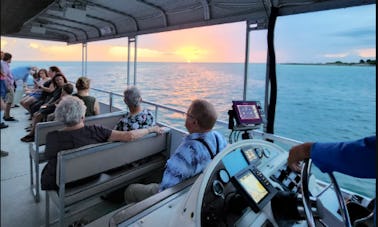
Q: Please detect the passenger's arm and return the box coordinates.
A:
[39,81,55,93]
[108,125,163,142]
[93,100,100,115]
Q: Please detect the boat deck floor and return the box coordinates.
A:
[1,106,125,227]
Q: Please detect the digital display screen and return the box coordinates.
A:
[238,170,268,204]
[222,148,248,177]
[237,104,259,120]
[242,148,258,164]
[232,101,262,125]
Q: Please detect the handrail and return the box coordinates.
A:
[86,85,299,146]
[86,84,229,128]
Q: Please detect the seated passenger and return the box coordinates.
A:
[124,99,228,203]
[41,96,165,191]
[20,68,49,112]
[28,66,62,116]
[11,66,38,107]
[115,86,154,131]
[20,73,68,142]
[73,76,100,117]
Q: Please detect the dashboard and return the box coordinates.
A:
[200,140,301,226]
[109,139,355,227]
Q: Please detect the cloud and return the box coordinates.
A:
[29,42,40,49]
[322,48,376,61]
[106,45,170,60]
[356,48,376,58]
[324,52,349,58]
[333,27,375,39]
[0,39,8,50]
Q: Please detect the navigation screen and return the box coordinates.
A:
[242,148,259,164]
[238,170,268,203]
[232,101,262,125]
[237,104,259,120]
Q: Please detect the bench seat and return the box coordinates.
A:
[45,128,171,227]
[29,110,128,202]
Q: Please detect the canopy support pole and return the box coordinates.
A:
[81,42,87,76]
[265,7,278,134]
[127,36,138,85]
[243,21,252,101]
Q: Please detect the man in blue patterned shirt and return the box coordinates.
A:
[124,99,228,203]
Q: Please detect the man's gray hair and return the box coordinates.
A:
[55,96,87,126]
[124,86,141,108]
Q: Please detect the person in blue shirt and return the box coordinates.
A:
[123,99,228,203]
[288,136,376,225]
[11,66,37,83]
[11,66,37,107]
[287,136,376,178]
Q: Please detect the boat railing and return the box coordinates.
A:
[87,85,301,148]
[87,85,229,127]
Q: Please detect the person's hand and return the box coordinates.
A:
[287,142,313,172]
[148,126,166,135]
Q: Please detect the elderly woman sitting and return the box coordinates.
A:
[41,95,164,191]
[114,86,154,131]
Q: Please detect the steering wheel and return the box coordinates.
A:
[301,159,352,227]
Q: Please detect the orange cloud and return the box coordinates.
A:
[357,48,376,58]
[175,46,209,63]
[29,42,40,49]
[1,39,8,50]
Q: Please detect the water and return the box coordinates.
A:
[12,61,376,197]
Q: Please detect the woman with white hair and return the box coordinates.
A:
[41,95,164,191]
[114,86,154,131]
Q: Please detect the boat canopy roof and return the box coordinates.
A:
[1,0,374,44]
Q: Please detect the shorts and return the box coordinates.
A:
[5,87,14,104]
[0,80,6,100]
[29,91,42,99]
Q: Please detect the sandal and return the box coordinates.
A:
[20,135,34,142]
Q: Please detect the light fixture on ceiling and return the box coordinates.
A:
[30,25,46,34]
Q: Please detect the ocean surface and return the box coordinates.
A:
[13,61,376,197]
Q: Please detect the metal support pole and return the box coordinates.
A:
[109,92,113,112]
[133,36,138,85]
[243,21,251,101]
[81,42,87,76]
[127,36,138,85]
[127,38,131,85]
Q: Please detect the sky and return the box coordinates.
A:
[0,4,375,63]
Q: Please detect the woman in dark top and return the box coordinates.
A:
[73,76,99,116]
[41,96,164,191]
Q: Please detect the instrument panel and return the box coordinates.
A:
[201,141,301,226]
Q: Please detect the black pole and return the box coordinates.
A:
[266,7,278,135]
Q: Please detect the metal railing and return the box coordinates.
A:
[88,86,229,128]
[88,86,301,146]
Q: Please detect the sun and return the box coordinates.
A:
[175,46,207,63]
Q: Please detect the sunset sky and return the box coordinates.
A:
[1,4,375,63]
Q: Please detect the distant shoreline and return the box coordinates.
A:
[281,62,376,66]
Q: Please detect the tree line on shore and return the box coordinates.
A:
[327,59,376,65]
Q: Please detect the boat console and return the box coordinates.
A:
[108,139,364,226]
[102,101,374,227]
[104,101,374,227]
